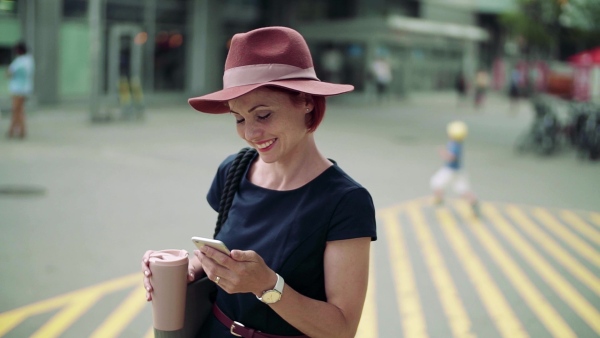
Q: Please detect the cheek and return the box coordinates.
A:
[236,125,245,138]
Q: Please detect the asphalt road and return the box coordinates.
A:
[1,92,599,337]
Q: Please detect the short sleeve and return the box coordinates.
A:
[327,188,377,241]
[447,142,459,156]
[206,154,237,212]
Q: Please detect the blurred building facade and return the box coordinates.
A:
[0,0,515,108]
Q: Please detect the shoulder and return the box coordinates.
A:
[214,149,257,182]
[217,152,238,172]
[321,164,374,206]
[322,164,377,240]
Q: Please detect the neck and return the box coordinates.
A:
[251,135,331,191]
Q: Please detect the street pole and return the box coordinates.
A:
[89,0,104,122]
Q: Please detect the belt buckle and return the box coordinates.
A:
[230,321,245,337]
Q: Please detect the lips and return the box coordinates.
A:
[256,139,276,151]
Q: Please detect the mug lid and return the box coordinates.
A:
[148,249,189,266]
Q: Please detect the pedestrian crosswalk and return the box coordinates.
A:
[1,200,599,337]
[357,199,600,338]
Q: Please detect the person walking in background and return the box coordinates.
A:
[473,69,489,110]
[508,68,522,114]
[6,41,34,139]
[141,26,376,337]
[321,46,344,84]
[455,73,467,107]
[370,56,392,103]
[430,121,480,216]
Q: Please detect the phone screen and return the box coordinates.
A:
[191,237,230,255]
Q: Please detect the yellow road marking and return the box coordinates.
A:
[0,274,139,337]
[90,285,148,338]
[560,210,600,246]
[436,207,527,338]
[485,204,600,336]
[356,247,378,338]
[0,312,28,337]
[30,291,102,338]
[590,212,600,228]
[407,203,474,338]
[533,208,600,268]
[381,207,427,338]
[454,201,576,338]
[507,206,600,297]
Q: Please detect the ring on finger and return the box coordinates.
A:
[215,276,221,285]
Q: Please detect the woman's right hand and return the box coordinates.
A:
[141,250,203,301]
[141,250,156,302]
[187,252,204,283]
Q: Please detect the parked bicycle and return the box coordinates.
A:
[566,102,600,161]
[515,96,562,156]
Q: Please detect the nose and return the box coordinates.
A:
[244,120,262,141]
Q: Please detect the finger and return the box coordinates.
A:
[230,250,257,262]
[188,270,195,282]
[142,250,153,264]
[201,246,230,266]
[141,261,152,277]
[143,277,153,302]
[143,277,153,293]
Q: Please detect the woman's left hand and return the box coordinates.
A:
[195,247,277,297]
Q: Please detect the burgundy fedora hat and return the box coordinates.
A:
[188,26,354,114]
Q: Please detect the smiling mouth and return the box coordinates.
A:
[256,139,275,150]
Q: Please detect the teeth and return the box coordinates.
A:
[257,139,274,149]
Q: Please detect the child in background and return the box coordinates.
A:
[430,121,480,216]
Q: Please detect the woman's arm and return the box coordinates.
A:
[271,237,371,338]
[199,236,371,338]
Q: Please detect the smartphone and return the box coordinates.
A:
[191,237,231,255]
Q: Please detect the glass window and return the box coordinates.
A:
[63,0,87,18]
[153,0,188,91]
[0,0,18,17]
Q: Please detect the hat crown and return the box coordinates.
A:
[225,26,314,71]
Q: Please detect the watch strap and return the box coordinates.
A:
[257,273,284,303]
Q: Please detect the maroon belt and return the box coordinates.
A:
[212,305,308,338]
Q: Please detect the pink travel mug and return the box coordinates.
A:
[149,249,189,331]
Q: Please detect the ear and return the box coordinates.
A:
[303,94,315,113]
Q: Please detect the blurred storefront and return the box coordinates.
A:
[0,0,510,108]
[296,15,488,101]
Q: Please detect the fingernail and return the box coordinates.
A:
[144,270,149,276]
[146,286,150,291]
[146,292,150,299]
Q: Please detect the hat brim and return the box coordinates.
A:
[188,80,354,114]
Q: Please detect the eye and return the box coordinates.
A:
[231,112,244,124]
[257,112,271,121]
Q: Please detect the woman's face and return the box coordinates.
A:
[228,87,314,163]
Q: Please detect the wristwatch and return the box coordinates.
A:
[257,273,284,304]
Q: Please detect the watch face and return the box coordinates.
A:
[262,290,281,304]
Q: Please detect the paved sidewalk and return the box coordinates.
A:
[0,91,598,337]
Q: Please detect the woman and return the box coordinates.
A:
[142,26,377,337]
[6,42,34,139]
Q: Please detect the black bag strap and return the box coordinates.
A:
[214,147,257,238]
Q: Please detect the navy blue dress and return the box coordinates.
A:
[200,152,377,337]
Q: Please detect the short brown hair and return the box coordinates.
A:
[267,86,327,133]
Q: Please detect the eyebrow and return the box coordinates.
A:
[230,104,268,115]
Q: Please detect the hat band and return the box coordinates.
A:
[223,64,319,88]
